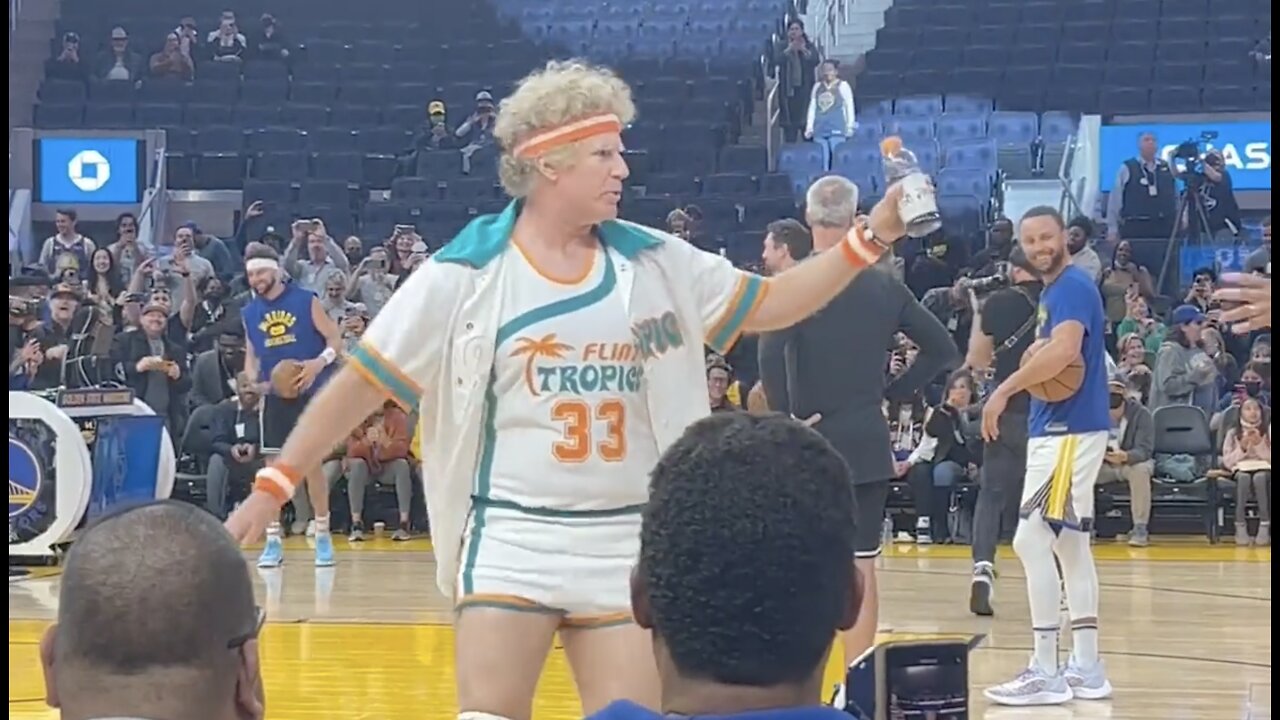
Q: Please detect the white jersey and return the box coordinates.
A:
[481,242,659,512]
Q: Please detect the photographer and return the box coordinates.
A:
[1106,132,1177,243]
[9,273,50,390]
[962,247,1042,616]
[346,245,397,316]
[455,90,497,173]
[1193,150,1243,242]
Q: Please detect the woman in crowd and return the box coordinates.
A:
[1099,242,1155,351]
[1115,294,1166,365]
[1152,305,1217,409]
[1222,397,1271,546]
[84,247,127,330]
[905,369,982,544]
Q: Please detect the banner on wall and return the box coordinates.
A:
[1097,120,1272,192]
[34,136,145,204]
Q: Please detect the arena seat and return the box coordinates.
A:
[44,0,784,242]
[861,0,1270,115]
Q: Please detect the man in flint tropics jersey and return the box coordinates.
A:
[224,59,910,718]
[980,206,1113,706]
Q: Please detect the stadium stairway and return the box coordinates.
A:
[821,0,894,68]
[9,0,60,127]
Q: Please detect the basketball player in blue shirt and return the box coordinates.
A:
[240,243,343,568]
[980,207,1113,706]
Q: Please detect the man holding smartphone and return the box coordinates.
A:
[346,246,396,316]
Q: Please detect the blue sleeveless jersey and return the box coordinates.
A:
[1028,265,1110,437]
[241,283,334,395]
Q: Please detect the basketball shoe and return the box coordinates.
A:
[983,662,1073,706]
[1064,657,1113,700]
[258,525,285,568]
[969,561,995,616]
[314,529,336,567]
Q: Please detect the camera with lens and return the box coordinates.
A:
[1171,131,1219,182]
[8,296,42,319]
[956,262,1011,296]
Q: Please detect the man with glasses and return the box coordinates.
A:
[39,500,265,720]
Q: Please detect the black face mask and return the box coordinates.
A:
[1244,381,1264,398]
[1109,394,1125,410]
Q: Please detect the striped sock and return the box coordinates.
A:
[1071,617,1099,667]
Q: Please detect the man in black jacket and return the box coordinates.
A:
[206,373,264,518]
[759,176,959,668]
[963,248,1042,616]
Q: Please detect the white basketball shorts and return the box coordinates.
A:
[454,500,641,628]
[1019,431,1109,532]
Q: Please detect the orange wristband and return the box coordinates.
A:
[253,463,303,505]
[841,224,885,270]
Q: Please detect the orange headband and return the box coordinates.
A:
[513,113,623,159]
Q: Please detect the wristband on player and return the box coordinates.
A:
[253,462,303,505]
[841,222,889,270]
[320,347,338,366]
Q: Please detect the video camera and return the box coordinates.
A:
[1171,130,1220,182]
[956,261,1011,296]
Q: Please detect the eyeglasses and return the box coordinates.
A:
[227,605,266,649]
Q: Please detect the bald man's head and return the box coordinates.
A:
[42,501,263,720]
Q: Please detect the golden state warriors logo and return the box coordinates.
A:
[259,309,298,349]
[510,334,643,397]
[9,437,42,520]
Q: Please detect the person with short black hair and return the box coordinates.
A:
[981,206,1114,705]
[760,218,813,275]
[963,245,1042,615]
[1066,216,1102,283]
[589,412,861,719]
[40,500,265,720]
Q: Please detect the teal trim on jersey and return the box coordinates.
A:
[433,199,662,268]
[461,252,620,595]
[348,343,420,409]
[708,273,765,352]
[473,496,645,519]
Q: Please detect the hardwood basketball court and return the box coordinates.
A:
[9,538,1271,719]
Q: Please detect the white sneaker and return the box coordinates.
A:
[305,519,317,538]
[984,663,1073,706]
[1065,657,1113,700]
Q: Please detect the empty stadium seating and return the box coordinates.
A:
[39,0,797,244]
[859,0,1271,115]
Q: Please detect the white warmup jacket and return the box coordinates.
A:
[349,200,767,600]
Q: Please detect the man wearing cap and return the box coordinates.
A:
[962,246,1042,616]
[94,26,144,82]
[45,31,88,82]
[116,300,192,433]
[456,90,499,173]
[422,100,456,150]
[25,283,83,391]
[9,272,53,390]
[1151,305,1217,409]
[1096,377,1156,546]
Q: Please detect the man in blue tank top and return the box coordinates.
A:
[980,207,1113,707]
[239,243,343,568]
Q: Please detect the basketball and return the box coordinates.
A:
[1024,355,1085,402]
[270,359,305,399]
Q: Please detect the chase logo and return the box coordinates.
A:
[9,437,43,519]
[36,137,142,204]
[68,149,111,192]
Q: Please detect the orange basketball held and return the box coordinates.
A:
[270,359,305,399]
[1024,354,1085,403]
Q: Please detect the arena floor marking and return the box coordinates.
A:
[9,537,1271,719]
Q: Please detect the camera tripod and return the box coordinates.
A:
[1155,178,1216,294]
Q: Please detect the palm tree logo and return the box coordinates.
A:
[510,334,574,396]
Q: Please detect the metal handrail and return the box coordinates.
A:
[136,146,167,248]
[765,69,781,172]
[1057,134,1085,219]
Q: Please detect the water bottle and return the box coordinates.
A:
[881,136,942,238]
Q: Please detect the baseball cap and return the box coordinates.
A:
[111,26,128,40]
[428,100,446,115]
[50,283,82,300]
[1171,304,1206,326]
[63,31,80,43]
[141,301,168,316]
[475,90,494,104]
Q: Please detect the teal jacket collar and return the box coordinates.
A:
[433,200,662,268]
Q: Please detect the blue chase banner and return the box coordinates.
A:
[1098,120,1272,192]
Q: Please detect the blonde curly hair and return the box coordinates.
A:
[495,59,636,198]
